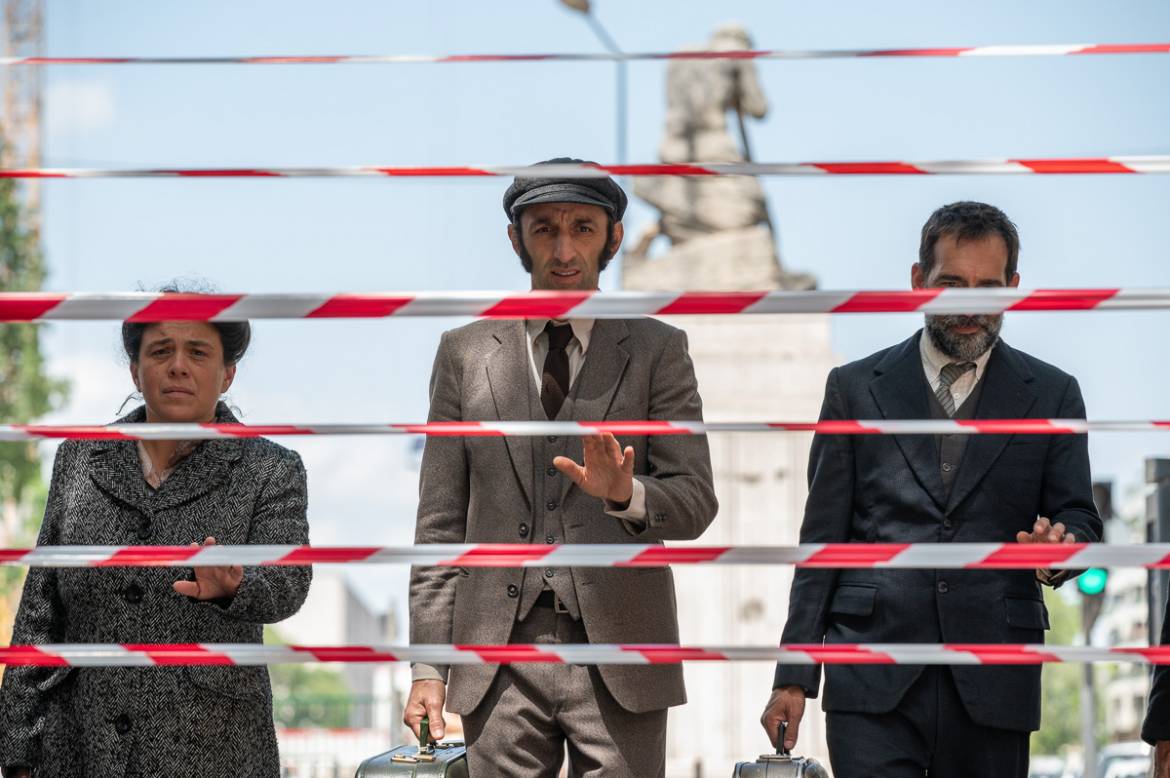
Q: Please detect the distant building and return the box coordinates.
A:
[664,315,837,773]
[1093,494,1150,743]
[276,570,406,733]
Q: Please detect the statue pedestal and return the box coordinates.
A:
[659,314,837,771]
[623,225,815,291]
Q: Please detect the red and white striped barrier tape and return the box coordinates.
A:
[4,288,1170,322]
[3,418,1170,442]
[3,157,1169,179]
[2,643,1166,667]
[2,543,1167,569]
[2,43,1167,67]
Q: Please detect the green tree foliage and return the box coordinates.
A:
[0,174,61,506]
[269,664,358,728]
[1032,587,1093,755]
[0,162,67,651]
[265,626,357,728]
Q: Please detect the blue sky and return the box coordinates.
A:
[34,0,1170,610]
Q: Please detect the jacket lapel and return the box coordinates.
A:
[149,438,242,512]
[88,439,155,514]
[485,320,535,509]
[869,333,947,510]
[87,402,244,513]
[560,319,630,502]
[944,340,1036,513]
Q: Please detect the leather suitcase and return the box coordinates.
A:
[355,718,469,777]
[733,725,830,778]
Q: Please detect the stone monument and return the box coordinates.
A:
[624,23,836,774]
[625,22,815,292]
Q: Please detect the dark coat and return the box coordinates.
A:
[1143,591,1170,745]
[0,403,312,777]
[410,318,718,715]
[773,333,1102,733]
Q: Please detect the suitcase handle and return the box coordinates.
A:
[419,715,435,754]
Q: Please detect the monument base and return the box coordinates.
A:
[660,313,837,771]
[623,225,816,292]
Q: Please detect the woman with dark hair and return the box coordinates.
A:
[0,314,311,777]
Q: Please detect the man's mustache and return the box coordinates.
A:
[930,314,999,331]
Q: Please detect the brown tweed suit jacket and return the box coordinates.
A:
[0,403,311,778]
[409,317,718,715]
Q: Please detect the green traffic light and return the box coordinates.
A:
[1077,567,1108,596]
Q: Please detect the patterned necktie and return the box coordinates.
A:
[935,362,976,416]
[541,322,574,420]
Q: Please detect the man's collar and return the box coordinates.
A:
[919,326,995,381]
[525,317,596,353]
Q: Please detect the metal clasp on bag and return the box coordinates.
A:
[393,714,439,763]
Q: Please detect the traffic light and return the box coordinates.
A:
[1077,567,1108,597]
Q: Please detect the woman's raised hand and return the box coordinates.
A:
[172,537,244,601]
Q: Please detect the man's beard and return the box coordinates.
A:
[925,313,1003,361]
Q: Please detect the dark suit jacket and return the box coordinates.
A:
[1144,589,1170,745]
[0,403,311,778]
[773,332,1101,733]
[409,318,718,715]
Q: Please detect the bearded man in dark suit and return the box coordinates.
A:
[760,201,1102,777]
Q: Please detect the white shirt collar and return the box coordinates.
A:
[525,318,595,353]
[919,328,994,385]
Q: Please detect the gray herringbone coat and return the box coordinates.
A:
[0,403,311,778]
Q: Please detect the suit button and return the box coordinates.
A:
[518,523,530,538]
[546,535,555,544]
[544,569,555,579]
[942,463,953,473]
[506,584,519,598]
[114,714,132,735]
[937,581,949,594]
[546,466,558,477]
[942,518,954,530]
[547,436,558,443]
[123,583,143,605]
[546,500,558,511]
[136,518,152,540]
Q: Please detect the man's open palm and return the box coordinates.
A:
[554,433,635,505]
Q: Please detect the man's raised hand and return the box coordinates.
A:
[553,433,635,506]
[1016,516,1076,546]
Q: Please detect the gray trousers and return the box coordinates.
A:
[460,605,667,778]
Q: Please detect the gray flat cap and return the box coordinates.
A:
[503,157,628,221]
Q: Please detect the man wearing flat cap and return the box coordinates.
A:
[406,158,718,776]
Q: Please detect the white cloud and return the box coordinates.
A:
[46,79,116,136]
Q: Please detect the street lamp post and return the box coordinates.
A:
[558,0,627,168]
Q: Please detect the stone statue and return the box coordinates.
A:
[625,23,815,291]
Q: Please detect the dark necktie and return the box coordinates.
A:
[541,322,574,420]
[935,361,976,416]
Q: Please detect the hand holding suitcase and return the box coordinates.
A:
[732,724,831,777]
[355,716,469,777]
